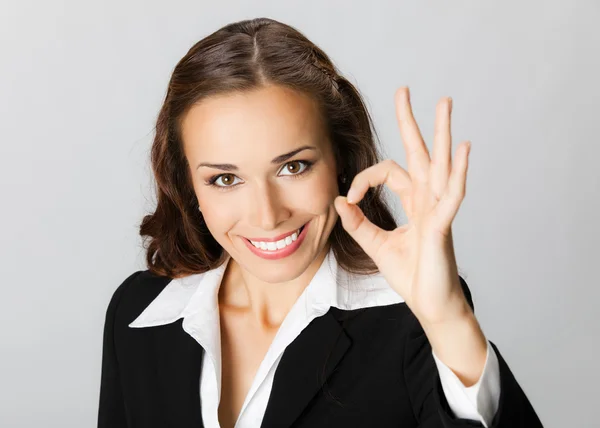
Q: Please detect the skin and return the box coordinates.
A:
[181,84,341,427]
[181,83,489,427]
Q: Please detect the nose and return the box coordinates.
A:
[246,181,291,232]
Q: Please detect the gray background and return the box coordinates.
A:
[1,0,597,427]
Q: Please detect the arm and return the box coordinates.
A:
[97,271,141,428]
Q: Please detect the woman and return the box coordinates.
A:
[98,17,543,428]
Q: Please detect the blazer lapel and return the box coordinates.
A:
[154,319,205,427]
[260,310,351,428]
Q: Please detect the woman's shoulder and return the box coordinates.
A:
[104,270,173,329]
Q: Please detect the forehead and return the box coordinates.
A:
[181,85,327,160]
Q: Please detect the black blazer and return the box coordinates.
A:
[98,270,543,427]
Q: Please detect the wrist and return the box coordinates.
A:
[420,311,488,387]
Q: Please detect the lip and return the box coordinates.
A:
[242,221,310,260]
[244,224,306,242]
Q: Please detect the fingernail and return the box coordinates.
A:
[347,188,358,204]
[448,97,453,113]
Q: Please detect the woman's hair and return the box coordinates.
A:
[140,17,398,278]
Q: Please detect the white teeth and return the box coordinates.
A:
[250,228,302,251]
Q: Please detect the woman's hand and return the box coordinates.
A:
[334,87,473,326]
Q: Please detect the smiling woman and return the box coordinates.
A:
[98,16,543,428]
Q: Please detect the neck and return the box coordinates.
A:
[218,244,330,328]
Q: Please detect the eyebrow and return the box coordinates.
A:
[195,145,317,171]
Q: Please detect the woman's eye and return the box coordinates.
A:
[279,160,310,176]
[209,174,241,188]
[207,160,313,189]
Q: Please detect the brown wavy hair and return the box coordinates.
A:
[139,17,398,279]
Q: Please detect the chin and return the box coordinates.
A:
[237,251,315,284]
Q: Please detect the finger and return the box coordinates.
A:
[334,196,387,260]
[346,159,414,219]
[430,96,453,200]
[432,141,471,232]
[395,87,430,184]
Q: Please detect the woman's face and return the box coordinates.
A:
[181,84,340,283]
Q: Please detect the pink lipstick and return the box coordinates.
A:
[242,221,310,260]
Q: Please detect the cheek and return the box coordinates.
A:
[297,175,339,214]
[198,204,236,241]
[194,182,237,236]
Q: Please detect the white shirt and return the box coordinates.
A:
[129,247,500,427]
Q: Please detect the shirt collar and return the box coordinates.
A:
[128,246,403,329]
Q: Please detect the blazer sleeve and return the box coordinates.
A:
[97,271,142,428]
[402,276,544,427]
